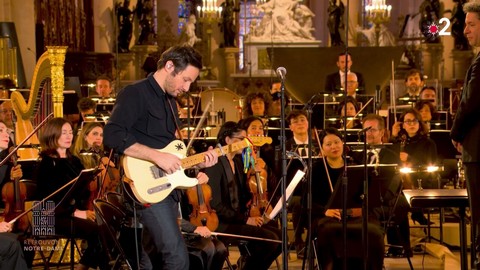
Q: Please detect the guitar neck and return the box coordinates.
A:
[181,140,249,169]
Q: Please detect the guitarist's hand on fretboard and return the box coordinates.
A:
[195,146,219,169]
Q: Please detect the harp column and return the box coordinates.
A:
[46,46,68,118]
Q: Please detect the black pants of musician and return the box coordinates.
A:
[186,235,228,270]
[217,222,281,270]
[465,162,480,269]
[55,216,108,269]
[0,233,28,270]
[314,217,384,270]
[141,193,189,270]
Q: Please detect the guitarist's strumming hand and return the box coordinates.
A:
[196,146,219,169]
[152,152,183,174]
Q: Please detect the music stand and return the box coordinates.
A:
[326,166,366,210]
[56,168,100,270]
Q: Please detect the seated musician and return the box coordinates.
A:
[390,108,438,225]
[34,118,108,270]
[268,82,290,117]
[91,75,115,114]
[285,110,320,258]
[77,97,97,123]
[335,96,362,129]
[93,75,114,98]
[415,100,437,132]
[0,121,22,209]
[312,127,384,270]
[0,120,32,268]
[0,100,14,131]
[180,172,228,270]
[351,114,412,258]
[241,90,272,119]
[238,116,278,199]
[397,69,424,105]
[204,121,281,270]
[0,221,28,269]
[419,86,437,105]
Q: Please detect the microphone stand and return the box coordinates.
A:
[279,71,288,270]
[301,95,316,270]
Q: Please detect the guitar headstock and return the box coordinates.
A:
[246,136,272,147]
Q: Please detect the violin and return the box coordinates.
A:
[85,147,121,210]
[1,147,28,232]
[247,146,272,220]
[186,182,219,232]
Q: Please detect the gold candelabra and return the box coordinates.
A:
[365,0,392,46]
[196,0,222,80]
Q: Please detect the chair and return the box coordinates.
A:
[93,199,132,270]
[19,179,82,269]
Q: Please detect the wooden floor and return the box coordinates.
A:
[32,246,470,269]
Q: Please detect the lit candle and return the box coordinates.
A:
[197,5,201,18]
[218,6,223,18]
[387,5,392,17]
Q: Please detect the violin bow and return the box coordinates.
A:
[346,97,373,128]
[186,101,211,151]
[313,128,334,193]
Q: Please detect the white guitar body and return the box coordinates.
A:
[123,137,272,204]
[123,140,197,204]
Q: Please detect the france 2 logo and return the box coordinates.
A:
[421,17,451,41]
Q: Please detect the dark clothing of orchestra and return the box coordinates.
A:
[324,71,365,93]
[205,155,282,270]
[394,134,437,166]
[180,219,228,270]
[104,73,188,269]
[310,160,384,270]
[451,52,480,268]
[0,233,28,270]
[34,154,106,269]
[179,192,228,270]
[350,146,412,257]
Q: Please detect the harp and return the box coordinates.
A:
[10,46,67,160]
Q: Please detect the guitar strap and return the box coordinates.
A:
[167,97,184,141]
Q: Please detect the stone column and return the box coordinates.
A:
[222,47,239,90]
[421,43,444,80]
[130,45,158,80]
[451,50,474,80]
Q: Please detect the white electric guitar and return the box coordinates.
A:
[123,137,272,204]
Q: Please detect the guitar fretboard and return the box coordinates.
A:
[181,140,249,169]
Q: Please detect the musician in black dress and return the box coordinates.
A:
[34,118,107,270]
[204,121,281,270]
[312,127,384,270]
[391,108,438,225]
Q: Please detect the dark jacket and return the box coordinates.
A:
[451,53,480,163]
[324,71,365,93]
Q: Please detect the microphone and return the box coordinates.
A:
[357,126,372,135]
[276,67,286,80]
